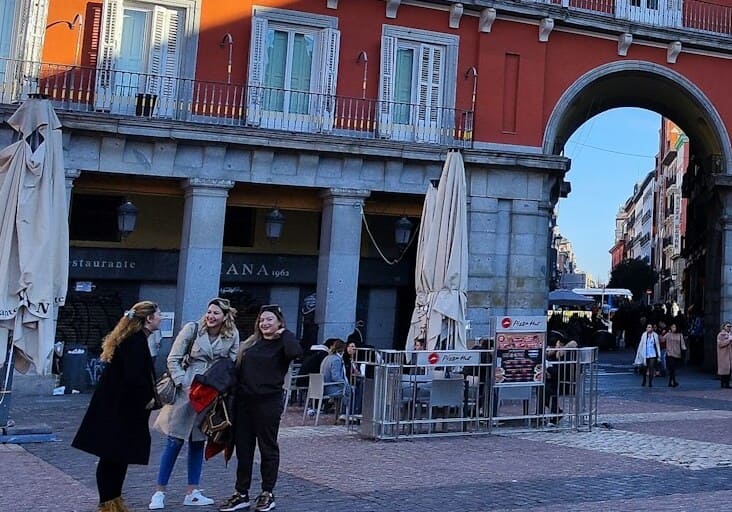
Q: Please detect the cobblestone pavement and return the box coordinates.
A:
[4,350,732,511]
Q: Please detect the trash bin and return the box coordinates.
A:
[60,346,88,393]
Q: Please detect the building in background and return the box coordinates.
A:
[654,119,688,309]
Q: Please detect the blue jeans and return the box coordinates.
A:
[156,436,205,487]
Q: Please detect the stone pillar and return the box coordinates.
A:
[175,178,233,330]
[315,188,370,343]
[64,169,81,214]
[465,166,561,338]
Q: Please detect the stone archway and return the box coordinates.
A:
[542,61,732,368]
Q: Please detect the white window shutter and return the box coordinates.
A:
[415,44,443,143]
[147,7,166,96]
[246,16,268,126]
[316,28,340,133]
[95,0,123,111]
[147,7,180,118]
[378,35,397,138]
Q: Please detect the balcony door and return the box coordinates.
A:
[246,10,340,133]
[616,0,682,28]
[95,0,182,118]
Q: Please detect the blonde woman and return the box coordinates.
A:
[220,304,302,512]
[149,298,239,509]
[72,301,162,512]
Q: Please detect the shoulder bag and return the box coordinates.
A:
[155,322,197,405]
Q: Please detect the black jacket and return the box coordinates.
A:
[72,330,154,464]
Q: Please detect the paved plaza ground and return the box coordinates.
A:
[3,349,732,511]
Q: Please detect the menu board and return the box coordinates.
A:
[495,333,544,384]
[493,316,547,386]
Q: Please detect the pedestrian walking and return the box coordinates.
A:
[663,323,686,387]
[149,298,239,509]
[72,301,162,512]
[717,321,732,388]
[220,304,302,512]
[634,324,661,387]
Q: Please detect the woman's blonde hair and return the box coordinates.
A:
[100,301,159,362]
[237,304,286,363]
[198,297,238,339]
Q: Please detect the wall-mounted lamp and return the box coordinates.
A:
[265,209,285,242]
[220,33,234,84]
[394,216,414,250]
[357,51,368,99]
[46,13,83,66]
[117,199,138,239]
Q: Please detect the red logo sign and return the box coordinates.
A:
[501,317,512,329]
[428,352,439,365]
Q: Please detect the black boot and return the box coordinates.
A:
[641,375,646,386]
[648,376,653,387]
[668,378,673,387]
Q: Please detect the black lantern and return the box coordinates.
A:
[117,200,138,239]
[395,216,413,250]
[265,209,285,241]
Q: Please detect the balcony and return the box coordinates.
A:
[0,58,474,148]
[535,0,732,36]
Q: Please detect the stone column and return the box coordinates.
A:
[64,169,81,214]
[315,188,370,342]
[175,178,233,330]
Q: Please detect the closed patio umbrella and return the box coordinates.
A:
[0,97,69,376]
[406,150,468,352]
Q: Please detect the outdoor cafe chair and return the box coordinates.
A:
[302,373,349,427]
[427,378,464,433]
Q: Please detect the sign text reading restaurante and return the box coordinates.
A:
[71,258,136,269]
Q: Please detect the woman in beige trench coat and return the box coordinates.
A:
[149,298,239,509]
[717,321,732,388]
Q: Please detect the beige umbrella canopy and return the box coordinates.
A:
[0,98,69,375]
[406,150,468,351]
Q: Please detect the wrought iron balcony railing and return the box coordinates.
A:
[535,0,732,36]
[0,58,474,148]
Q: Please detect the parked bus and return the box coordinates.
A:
[572,288,633,314]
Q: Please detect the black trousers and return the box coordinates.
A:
[96,458,128,503]
[234,396,283,494]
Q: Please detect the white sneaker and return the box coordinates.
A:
[149,491,165,510]
[184,489,215,506]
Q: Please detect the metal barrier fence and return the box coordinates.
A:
[354,347,598,440]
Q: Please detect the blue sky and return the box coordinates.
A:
[556,108,661,284]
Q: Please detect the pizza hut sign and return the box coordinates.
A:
[417,351,480,366]
[496,316,547,332]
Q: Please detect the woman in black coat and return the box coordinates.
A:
[72,300,161,512]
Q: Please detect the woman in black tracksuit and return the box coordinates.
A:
[219,304,302,512]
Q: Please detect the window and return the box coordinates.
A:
[0,0,47,101]
[95,0,198,117]
[378,26,458,143]
[617,0,680,27]
[246,7,340,132]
